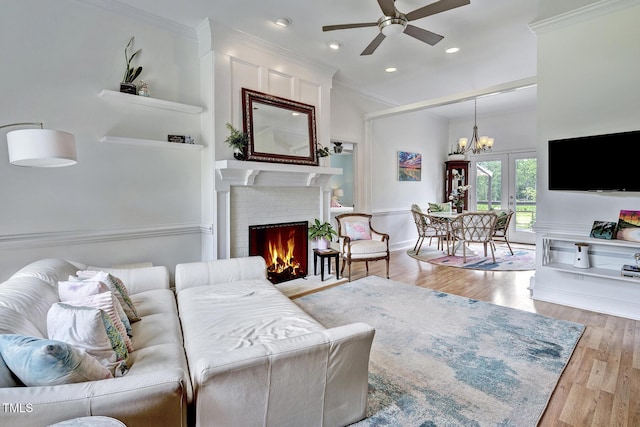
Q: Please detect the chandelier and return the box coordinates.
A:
[457,98,494,154]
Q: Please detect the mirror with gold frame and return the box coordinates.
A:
[242,88,318,166]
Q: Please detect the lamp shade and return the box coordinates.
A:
[7,129,77,167]
[333,188,344,197]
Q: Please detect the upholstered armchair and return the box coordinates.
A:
[450,212,498,263]
[335,213,390,281]
[491,209,515,255]
[410,204,448,253]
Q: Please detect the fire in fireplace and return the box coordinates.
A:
[249,221,308,284]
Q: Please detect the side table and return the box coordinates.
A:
[313,248,340,281]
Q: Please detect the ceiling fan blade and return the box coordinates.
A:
[361,33,386,56]
[377,0,397,16]
[404,24,444,46]
[406,0,470,22]
[323,22,378,32]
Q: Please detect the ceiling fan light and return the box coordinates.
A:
[381,22,405,36]
[328,41,342,50]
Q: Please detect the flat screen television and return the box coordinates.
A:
[548,129,640,192]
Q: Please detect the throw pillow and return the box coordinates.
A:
[59,278,133,338]
[0,335,112,386]
[495,211,509,229]
[65,293,134,353]
[344,221,372,241]
[0,352,22,387]
[58,280,110,302]
[428,202,452,213]
[76,272,140,323]
[47,303,129,376]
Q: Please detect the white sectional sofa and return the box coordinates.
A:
[0,256,374,427]
[0,259,190,427]
[175,256,375,427]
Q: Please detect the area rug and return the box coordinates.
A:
[274,274,348,299]
[295,276,584,426]
[407,243,535,271]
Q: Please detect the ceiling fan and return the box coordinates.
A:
[322,0,470,55]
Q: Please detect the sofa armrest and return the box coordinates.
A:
[175,257,267,293]
[189,322,374,427]
[86,265,170,294]
[0,369,187,427]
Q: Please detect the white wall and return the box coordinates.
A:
[369,110,450,250]
[532,1,640,318]
[0,1,202,278]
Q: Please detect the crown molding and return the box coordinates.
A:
[529,0,639,35]
[199,19,338,79]
[75,0,197,39]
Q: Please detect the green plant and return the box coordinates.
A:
[225,122,248,149]
[122,36,143,84]
[448,143,465,155]
[316,143,331,158]
[308,219,337,241]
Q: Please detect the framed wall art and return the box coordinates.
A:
[398,151,421,182]
[616,210,640,242]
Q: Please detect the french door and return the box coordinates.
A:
[469,151,537,244]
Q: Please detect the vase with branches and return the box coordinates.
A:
[225,122,249,160]
[120,36,143,95]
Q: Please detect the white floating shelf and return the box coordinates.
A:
[100,136,203,150]
[98,89,203,114]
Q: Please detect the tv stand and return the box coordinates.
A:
[533,233,640,320]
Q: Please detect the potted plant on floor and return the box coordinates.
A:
[308,219,337,251]
[225,122,249,160]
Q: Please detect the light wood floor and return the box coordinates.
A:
[344,247,640,427]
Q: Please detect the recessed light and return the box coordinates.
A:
[273,17,291,27]
[445,47,460,54]
[385,67,397,73]
[328,41,343,50]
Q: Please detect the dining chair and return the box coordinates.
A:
[450,212,498,263]
[335,213,390,281]
[410,204,448,253]
[491,209,515,255]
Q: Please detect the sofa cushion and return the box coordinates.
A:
[346,240,388,257]
[86,265,170,294]
[48,303,129,376]
[58,279,110,302]
[10,258,81,288]
[0,277,60,336]
[0,335,113,386]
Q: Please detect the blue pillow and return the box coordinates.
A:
[0,335,112,386]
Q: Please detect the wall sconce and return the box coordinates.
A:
[1,122,77,167]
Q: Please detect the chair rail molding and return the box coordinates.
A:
[0,224,203,249]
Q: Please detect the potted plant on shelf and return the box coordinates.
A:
[316,142,331,166]
[225,122,249,160]
[448,144,467,161]
[120,36,143,95]
[308,219,337,251]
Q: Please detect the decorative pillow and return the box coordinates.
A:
[344,221,372,241]
[495,211,509,229]
[58,280,110,302]
[66,293,134,353]
[47,303,128,376]
[428,202,452,213]
[0,335,112,386]
[60,278,133,337]
[0,352,22,387]
[76,272,140,323]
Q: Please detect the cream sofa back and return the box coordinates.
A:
[0,258,189,427]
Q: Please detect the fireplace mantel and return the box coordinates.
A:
[215,160,342,191]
